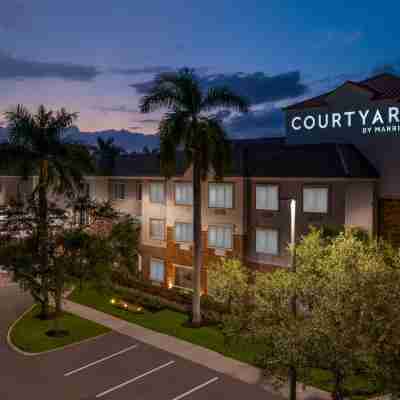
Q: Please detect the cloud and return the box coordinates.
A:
[0,51,100,81]
[93,105,137,113]
[131,70,308,105]
[139,118,161,124]
[223,107,285,138]
[112,66,175,76]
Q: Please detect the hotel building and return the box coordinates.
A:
[2,73,400,290]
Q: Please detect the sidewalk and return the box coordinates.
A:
[63,298,331,400]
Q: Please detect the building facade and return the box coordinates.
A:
[3,73,400,291]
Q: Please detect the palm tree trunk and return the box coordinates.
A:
[192,156,202,326]
[38,160,50,319]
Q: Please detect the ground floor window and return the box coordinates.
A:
[150,258,165,283]
[174,264,193,290]
[74,208,90,226]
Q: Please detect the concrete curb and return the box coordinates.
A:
[6,303,112,357]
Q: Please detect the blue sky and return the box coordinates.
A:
[0,0,399,137]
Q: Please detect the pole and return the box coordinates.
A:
[289,199,297,400]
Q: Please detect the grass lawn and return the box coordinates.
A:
[70,286,382,398]
[10,305,110,353]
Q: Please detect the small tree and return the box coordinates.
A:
[207,258,250,313]
[108,216,141,280]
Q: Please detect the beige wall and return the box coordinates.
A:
[140,173,245,254]
[108,178,142,217]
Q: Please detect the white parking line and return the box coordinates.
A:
[64,344,138,377]
[95,360,176,398]
[170,377,219,400]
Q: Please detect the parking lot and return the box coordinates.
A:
[41,331,275,400]
[1,285,279,400]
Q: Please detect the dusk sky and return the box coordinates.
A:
[1,0,399,138]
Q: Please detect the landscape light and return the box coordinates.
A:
[110,298,116,304]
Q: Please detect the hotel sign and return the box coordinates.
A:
[287,106,400,137]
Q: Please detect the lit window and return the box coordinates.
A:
[175,182,193,205]
[150,259,165,283]
[256,228,279,255]
[150,219,165,240]
[303,187,328,213]
[112,182,126,200]
[174,265,193,290]
[175,222,193,242]
[209,183,233,209]
[150,182,165,203]
[208,225,233,249]
[256,185,279,211]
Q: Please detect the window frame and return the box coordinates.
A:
[255,183,280,211]
[255,227,280,256]
[174,222,193,243]
[302,185,330,214]
[173,264,193,291]
[149,181,165,204]
[208,182,234,209]
[150,258,165,283]
[149,218,166,241]
[174,182,193,206]
[111,181,126,200]
[207,224,234,250]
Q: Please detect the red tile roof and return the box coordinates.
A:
[284,73,400,110]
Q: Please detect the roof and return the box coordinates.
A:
[237,139,379,178]
[284,73,400,111]
[111,152,188,177]
[108,138,379,179]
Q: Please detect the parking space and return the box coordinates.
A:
[32,330,275,400]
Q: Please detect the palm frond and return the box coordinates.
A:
[158,112,189,178]
[201,87,249,113]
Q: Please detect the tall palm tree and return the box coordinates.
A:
[0,104,94,318]
[140,68,248,325]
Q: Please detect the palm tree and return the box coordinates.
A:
[140,68,249,325]
[95,137,124,175]
[0,104,94,318]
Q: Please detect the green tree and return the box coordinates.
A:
[140,68,249,325]
[108,216,141,279]
[207,258,250,313]
[0,105,94,318]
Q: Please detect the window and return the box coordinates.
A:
[175,182,193,205]
[303,187,328,213]
[150,219,165,240]
[75,208,90,226]
[208,183,233,209]
[208,225,233,249]
[174,265,193,290]
[256,185,279,211]
[150,182,165,203]
[256,228,279,255]
[175,222,193,242]
[150,259,165,283]
[112,182,126,200]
